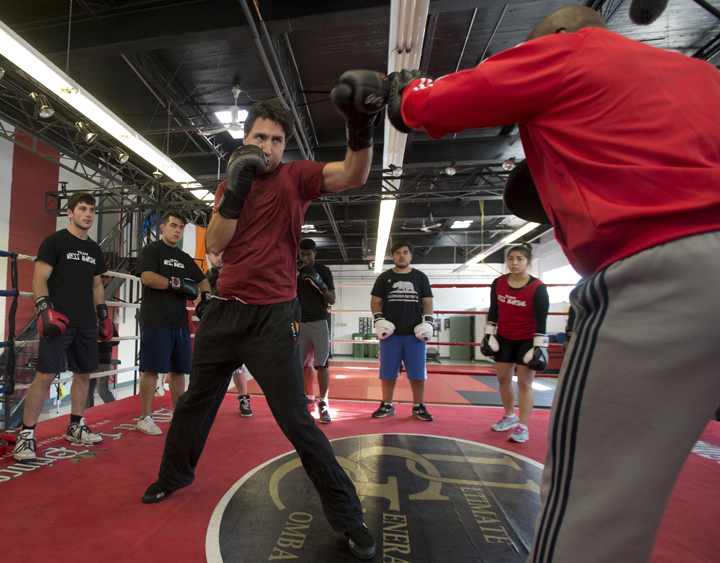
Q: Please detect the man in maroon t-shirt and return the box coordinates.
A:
[142,73,388,560]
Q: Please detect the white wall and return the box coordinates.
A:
[329,234,583,359]
[330,262,508,359]
[0,123,14,340]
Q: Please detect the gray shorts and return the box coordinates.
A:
[298,320,330,368]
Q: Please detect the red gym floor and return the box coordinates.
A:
[242,360,557,408]
[1,387,718,562]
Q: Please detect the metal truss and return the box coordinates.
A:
[315,164,511,205]
[121,51,229,162]
[0,70,214,223]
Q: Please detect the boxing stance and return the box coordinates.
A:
[384,5,720,562]
[481,243,549,443]
[297,238,335,423]
[143,70,390,560]
[370,240,434,422]
[14,192,110,461]
[135,210,209,436]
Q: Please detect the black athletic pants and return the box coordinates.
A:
[155,297,364,533]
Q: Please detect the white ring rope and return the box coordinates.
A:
[11,365,140,390]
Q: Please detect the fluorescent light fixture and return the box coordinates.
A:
[451,220,473,229]
[499,222,540,245]
[0,21,196,184]
[374,198,397,273]
[454,222,540,272]
[302,224,318,233]
[375,0,431,272]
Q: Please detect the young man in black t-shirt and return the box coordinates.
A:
[135,210,209,436]
[13,192,113,461]
[297,238,335,423]
[370,240,435,422]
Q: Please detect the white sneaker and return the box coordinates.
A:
[66,417,103,445]
[491,414,519,432]
[14,429,37,461]
[137,416,162,436]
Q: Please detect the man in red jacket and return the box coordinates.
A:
[387,6,720,563]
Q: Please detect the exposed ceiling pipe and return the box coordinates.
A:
[236,0,309,160]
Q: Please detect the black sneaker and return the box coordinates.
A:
[141,482,175,504]
[306,397,317,413]
[345,523,376,560]
[412,403,434,421]
[372,402,395,418]
[238,395,253,417]
[318,400,332,424]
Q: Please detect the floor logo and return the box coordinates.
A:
[207,434,543,562]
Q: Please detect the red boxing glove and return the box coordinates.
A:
[36,296,68,340]
[96,304,113,342]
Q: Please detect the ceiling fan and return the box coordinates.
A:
[401,218,443,233]
[199,85,247,138]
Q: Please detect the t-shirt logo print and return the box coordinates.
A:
[163,259,185,269]
[388,281,419,303]
[66,250,97,265]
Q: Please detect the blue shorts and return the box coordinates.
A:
[139,326,191,374]
[37,327,99,374]
[378,334,426,381]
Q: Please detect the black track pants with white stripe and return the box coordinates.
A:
[529,231,720,563]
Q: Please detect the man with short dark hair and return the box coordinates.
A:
[14,191,112,461]
[297,238,335,423]
[135,210,209,436]
[144,72,388,559]
[370,240,435,421]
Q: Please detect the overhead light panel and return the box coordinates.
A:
[75,121,97,143]
[0,20,196,184]
[214,108,248,140]
[451,220,473,229]
[374,199,397,273]
[454,222,540,272]
[375,0,431,272]
[29,92,53,118]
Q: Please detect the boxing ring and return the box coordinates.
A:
[0,249,142,431]
[1,260,718,562]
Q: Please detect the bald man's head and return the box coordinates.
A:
[527,5,607,42]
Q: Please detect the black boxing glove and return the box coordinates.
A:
[35,296,69,340]
[216,145,267,220]
[330,70,389,151]
[387,69,430,134]
[523,333,550,372]
[301,267,329,295]
[168,277,200,301]
[480,322,500,358]
[195,291,212,320]
[96,304,114,342]
[206,267,220,290]
[297,260,305,271]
